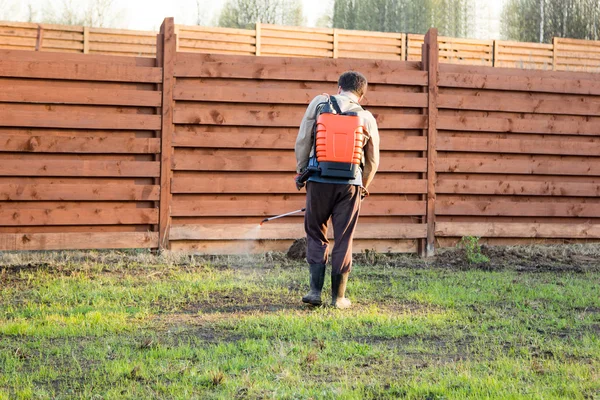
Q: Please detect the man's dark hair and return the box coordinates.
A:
[338,71,368,98]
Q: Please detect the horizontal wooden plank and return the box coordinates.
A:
[179,39,255,53]
[439,63,596,80]
[88,27,156,36]
[437,136,600,156]
[40,39,83,51]
[172,150,426,172]
[0,231,158,250]
[337,29,402,39]
[261,46,332,58]
[261,24,332,35]
[436,158,600,176]
[0,110,161,130]
[170,222,426,240]
[436,179,600,197]
[171,197,425,217]
[337,42,400,53]
[174,53,427,85]
[170,215,419,225]
[0,21,82,32]
[0,160,160,177]
[555,37,600,46]
[0,85,161,107]
[170,239,293,254]
[261,37,332,49]
[0,184,160,201]
[0,208,158,226]
[0,200,146,209]
[0,60,162,82]
[89,33,155,44]
[496,40,553,49]
[0,49,156,67]
[436,200,600,217]
[0,136,160,153]
[439,72,600,95]
[173,84,427,108]
[170,238,417,254]
[435,222,600,238]
[172,173,427,194]
[337,51,402,61]
[338,36,402,47]
[177,24,253,35]
[437,236,600,248]
[438,115,600,135]
[173,108,425,129]
[172,126,426,151]
[0,225,156,234]
[438,93,600,116]
[177,30,255,44]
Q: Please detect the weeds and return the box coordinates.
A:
[460,236,490,265]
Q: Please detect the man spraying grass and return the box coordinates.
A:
[294,71,380,309]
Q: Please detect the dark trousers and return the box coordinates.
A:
[304,181,362,274]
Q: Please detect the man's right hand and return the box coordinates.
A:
[360,187,369,201]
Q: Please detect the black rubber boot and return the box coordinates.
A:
[302,263,326,305]
[331,272,351,309]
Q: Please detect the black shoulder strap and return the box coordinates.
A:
[330,95,343,114]
[331,95,365,114]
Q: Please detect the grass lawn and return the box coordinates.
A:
[0,248,599,399]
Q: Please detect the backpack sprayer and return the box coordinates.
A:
[262,95,365,226]
[295,95,365,189]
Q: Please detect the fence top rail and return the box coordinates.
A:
[88,27,156,36]
[176,24,255,36]
[555,37,600,46]
[1,20,83,32]
[259,23,333,35]
[496,40,554,49]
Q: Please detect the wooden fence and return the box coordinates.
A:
[1,19,600,254]
[168,48,429,254]
[434,63,600,247]
[3,20,600,71]
[0,49,162,250]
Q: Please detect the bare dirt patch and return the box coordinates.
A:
[182,291,304,314]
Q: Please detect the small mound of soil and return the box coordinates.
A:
[286,238,307,260]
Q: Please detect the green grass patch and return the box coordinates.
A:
[0,250,599,398]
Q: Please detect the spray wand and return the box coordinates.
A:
[260,208,306,225]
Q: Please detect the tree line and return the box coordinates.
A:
[218,0,600,43]
[502,0,600,43]
[3,0,599,43]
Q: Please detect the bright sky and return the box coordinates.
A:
[5,0,504,39]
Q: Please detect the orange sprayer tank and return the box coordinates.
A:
[315,112,365,179]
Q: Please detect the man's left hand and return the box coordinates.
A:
[294,174,306,190]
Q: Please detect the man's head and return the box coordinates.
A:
[337,71,368,101]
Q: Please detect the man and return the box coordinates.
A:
[294,71,380,309]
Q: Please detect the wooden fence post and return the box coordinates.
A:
[83,27,90,54]
[157,17,176,250]
[422,28,438,257]
[256,22,261,56]
[35,24,44,51]
[333,29,339,59]
[492,39,498,67]
[552,37,558,71]
[174,25,180,51]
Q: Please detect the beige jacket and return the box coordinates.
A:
[294,93,380,189]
